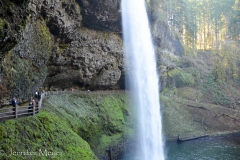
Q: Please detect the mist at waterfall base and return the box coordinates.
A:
[121,0,165,160]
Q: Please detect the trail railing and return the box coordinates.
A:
[0,90,126,121]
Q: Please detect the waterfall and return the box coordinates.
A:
[121,0,165,160]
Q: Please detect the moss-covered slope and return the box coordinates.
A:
[43,92,135,157]
[0,110,100,159]
[0,92,135,159]
[0,111,97,160]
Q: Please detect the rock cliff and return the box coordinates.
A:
[0,0,182,105]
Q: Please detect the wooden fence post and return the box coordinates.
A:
[15,105,18,118]
[33,103,35,115]
[39,95,42,111]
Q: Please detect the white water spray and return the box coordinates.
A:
[121,0,165,160]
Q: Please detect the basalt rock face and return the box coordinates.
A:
[152,22,184,90]
[33,0,123,91]
[76,0,121,32]
[46,28,123,90]
[37,0,82,40]
[0,0,30,104]
[37,0,123,90]
[152,22,184,58]
[1,18,54,105]
[0,0,182,105]
[0,0,124,105]
[0,0,29,61]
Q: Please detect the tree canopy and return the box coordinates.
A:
[149,0,240,50]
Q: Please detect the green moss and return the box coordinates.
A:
[43,92,134,157]
[166,68,195,88]
[200,74,231,106]
[35,19,54,53]
[0,126,6,139]
[168,69,179,78]
[175,70,195,86]
[0,93,134,159]
[161,96,206,138]
[0,18,5,33]
[96,134,122,155]
[183,45,197,57]
[59,43,69,49]
[1,19,53,99]
[176,87,202,101]
[161,87,177,96]
[100,95,125,132]
[2,52,44,97]
[0,111,97,160]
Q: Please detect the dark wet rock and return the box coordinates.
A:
[45,28,123,90]
[152,22,184,57]
[0,0,29,63]
[76,0,121,32]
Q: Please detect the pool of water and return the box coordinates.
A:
[119,133,240,160]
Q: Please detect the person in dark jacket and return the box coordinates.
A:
[35,92,38,99]
[37,92,41,101]
[12,97,17,114]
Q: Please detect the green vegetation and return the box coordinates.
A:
[161,50,240,108]
[174,69,195,87]
[0,92,135,159]
[183,45,197,57]
[2,52,37,96]
[149,0,240,49]
[44,93,135,156]
[213,43,240,81]
[0,111,97,160]
[161,93,240,139]
[166,68,195,88]
[200,75,232,106]
[59,43,69,50]
[35,19,54,57]
[0,18,6,36]
[161,96,206,138]
[0,1,240,157]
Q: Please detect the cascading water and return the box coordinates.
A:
[121,0,165,160]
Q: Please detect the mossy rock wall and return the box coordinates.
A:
[1,19,54,105]
[0,0,29,59]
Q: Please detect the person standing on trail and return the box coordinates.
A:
[37,92,41,101]
[32,99,36,107]
[35,92,38,99]
[12,97,17,114]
